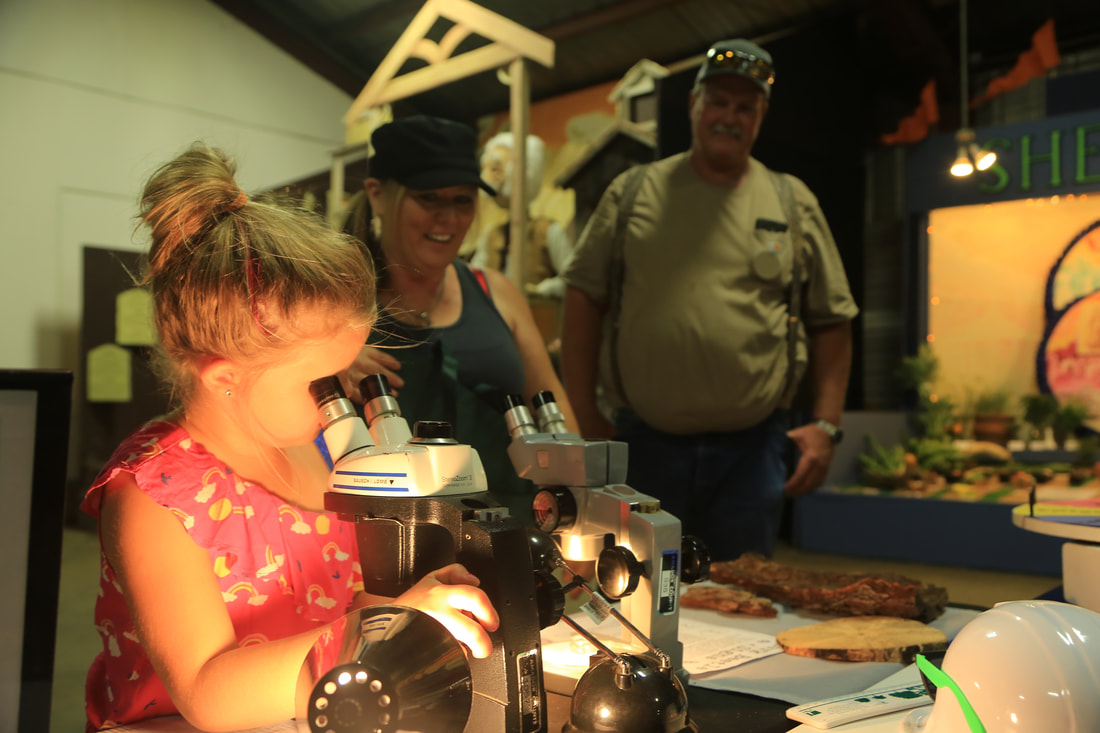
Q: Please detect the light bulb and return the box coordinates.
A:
[970,144,996,171]
[951,145,974,177]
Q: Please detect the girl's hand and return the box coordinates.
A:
[393,564,499,658]
[339,345,404,400]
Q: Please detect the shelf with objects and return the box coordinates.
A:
[794,105,1100,577]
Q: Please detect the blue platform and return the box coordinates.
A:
[791,489,1065,575]
[790,411,1066,576]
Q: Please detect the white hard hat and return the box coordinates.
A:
[904,600,1100,733]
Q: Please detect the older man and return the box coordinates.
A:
[561,38,858,560]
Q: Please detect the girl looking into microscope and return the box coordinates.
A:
[82,142,498,731]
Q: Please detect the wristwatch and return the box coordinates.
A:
[814,419,844,444]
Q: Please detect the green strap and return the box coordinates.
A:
[915,653,987,733]
[768,169,805,408]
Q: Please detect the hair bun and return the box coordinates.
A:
[226,189,248,212]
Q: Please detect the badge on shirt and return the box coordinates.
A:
[753,219,788,280]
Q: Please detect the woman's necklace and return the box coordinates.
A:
[416,273,447,327]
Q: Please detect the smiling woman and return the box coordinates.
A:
[340,115,579,523]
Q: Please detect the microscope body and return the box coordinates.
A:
[506,413,686,671]
[317,380,547,733]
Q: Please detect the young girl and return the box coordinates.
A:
[82,143,497,731]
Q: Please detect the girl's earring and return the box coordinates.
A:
[371,215,382,241]
[225,390,233,397]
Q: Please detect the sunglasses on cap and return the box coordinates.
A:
[705,46,776,85]
[915,652,986,733]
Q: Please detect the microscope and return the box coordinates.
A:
[309,374,560,733]
[502,391,710,678]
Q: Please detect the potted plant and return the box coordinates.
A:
[858,434,911,489]
[1020,393,1059,448]
[1052,400,1090,449]
[971,389,1015,445]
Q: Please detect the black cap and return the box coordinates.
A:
[370,115,496,195]
[694,39,775,98]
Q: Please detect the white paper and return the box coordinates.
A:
[680,616,783,675]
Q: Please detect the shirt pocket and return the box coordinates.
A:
[750,227,795,290]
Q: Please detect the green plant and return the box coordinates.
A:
[907,437,962,473]
[1053,400,1091,447]
[1021,393,1059,430]
[896,344,939,391]
[858,434,908,475]
[896,346,957,441]
[974,389,1011,415]
[916,393,957,441]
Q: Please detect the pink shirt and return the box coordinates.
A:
[81,421,361,730]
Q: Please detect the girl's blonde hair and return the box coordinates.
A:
[139,142,376,404]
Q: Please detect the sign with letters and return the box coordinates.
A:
[907,109,1100,213]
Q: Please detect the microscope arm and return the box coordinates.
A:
[556,557,672,672]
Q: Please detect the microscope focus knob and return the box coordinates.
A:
[596,546,645,600]
[532,569,566,630]
[680,535,711,584]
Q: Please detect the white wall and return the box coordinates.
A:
[0,0,353,371]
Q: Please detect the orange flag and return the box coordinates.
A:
[971,19,1060,108]
[881,80,939,145]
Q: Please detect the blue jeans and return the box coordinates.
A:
[613,409,791,561]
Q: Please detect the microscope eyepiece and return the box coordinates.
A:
[312,375,373,461]
[309,376,345,407]
[411,420,455,442]
[359,373,392,402]
[531,391,568,434]
[503,394,538,437]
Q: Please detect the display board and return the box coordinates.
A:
[0,370,72,733]
[927,195,1100,427]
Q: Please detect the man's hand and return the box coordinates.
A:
[783,423,836,496]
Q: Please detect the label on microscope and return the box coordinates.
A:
[658,550,679,614]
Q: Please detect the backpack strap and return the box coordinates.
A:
[767,169,805,407]
[608,164,649,408]
[470,265,491,297]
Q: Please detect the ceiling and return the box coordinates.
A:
[211,0,1100,132]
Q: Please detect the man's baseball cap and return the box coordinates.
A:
[694,39,775,98]
[370,115,496,195]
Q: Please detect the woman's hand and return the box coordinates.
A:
[393,564,499,658]
[340,345,404,400]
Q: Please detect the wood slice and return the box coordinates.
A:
[776,616,947,663]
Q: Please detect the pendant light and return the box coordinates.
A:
[950,0,997,177]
